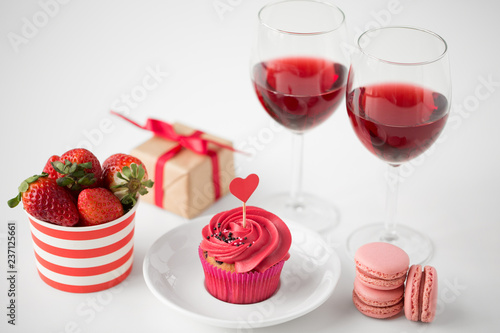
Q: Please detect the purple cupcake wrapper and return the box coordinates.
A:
[198,247,285,304]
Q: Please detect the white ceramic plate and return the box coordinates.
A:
[143,217,341,329]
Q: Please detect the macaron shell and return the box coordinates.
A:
[352,290,404,319]
[355,242,410,280]
[354,277,404,307]
[404,264,422,321]
[421,266,438,323]
[356,267,406,290]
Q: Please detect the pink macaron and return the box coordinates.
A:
[355,267,407,290]
[355,242,410,290]
[404,265,438,322]
[352,290,404,319]
[354,277,404,308]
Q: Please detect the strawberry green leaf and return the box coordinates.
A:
[78,174,95,186]
[69,163,77,174]
[18,181,29,193]
[79,162,93,169]
[131,163,138,176]
[72,170,86,178]
[137,164,145,180]
[51,161,66,173]
[57,176,74,187]
[63,160,72,173]
[122,166,132,179]
[116,172,128,181]
[121,194,136,206]
[7,193,22,208]
[25,175,40,184]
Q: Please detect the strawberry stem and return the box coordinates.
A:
[8,173,48,208]
[110,163,154,207]
[52,160,96,191]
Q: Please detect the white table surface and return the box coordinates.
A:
[1,0,499,332]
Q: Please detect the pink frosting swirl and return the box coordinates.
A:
[200,206,292,273]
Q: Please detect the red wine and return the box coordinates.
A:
[346,83,448,164]
[253,57,347,132]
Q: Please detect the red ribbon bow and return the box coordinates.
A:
[111,111,237,208]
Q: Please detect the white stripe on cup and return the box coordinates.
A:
[33,237,134,268]
[29,219,135,250]
[35,255,134,286]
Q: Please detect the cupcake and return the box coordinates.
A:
[199,206,292,304]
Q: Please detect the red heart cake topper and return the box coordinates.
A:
[230,174,259,203]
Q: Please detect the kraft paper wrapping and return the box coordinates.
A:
[131,123,235,218]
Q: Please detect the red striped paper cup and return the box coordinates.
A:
[27,203,138,293]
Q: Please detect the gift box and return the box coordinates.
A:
[130,122,235,218]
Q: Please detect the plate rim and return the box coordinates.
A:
[142,216,341,328]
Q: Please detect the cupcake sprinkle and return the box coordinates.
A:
[207,228,248,246]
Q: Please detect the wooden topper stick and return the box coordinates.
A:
[242,201,247,228]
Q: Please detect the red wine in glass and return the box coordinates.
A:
[346,83,448,164]
[253,56,347,132]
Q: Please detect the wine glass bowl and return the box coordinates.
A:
[346,82,449,165]
[345,26,451,263]
[250,0,348,232]
[252,0,348,133]
[253,56,347,133]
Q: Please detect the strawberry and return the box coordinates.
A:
[8,174,79,226]
[101,153,153,208]
[52,148,102,193]
[42,155,60,179]
[77,188,124,226]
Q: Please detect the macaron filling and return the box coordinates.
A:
[420,266,437,322]
[352,290,404,319]
[354,278,404,307]
[356,267,406,290]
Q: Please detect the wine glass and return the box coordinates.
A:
[250,0,348,232]
[345,26,451,264]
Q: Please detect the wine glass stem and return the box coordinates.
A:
[290,132,304,210]
[383,164,401,242]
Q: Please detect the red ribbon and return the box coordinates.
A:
[111,111,235,208]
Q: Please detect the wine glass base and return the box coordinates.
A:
[263,192,340,233]
[346,223,433,265]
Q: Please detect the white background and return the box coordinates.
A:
[1,0,499,332]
